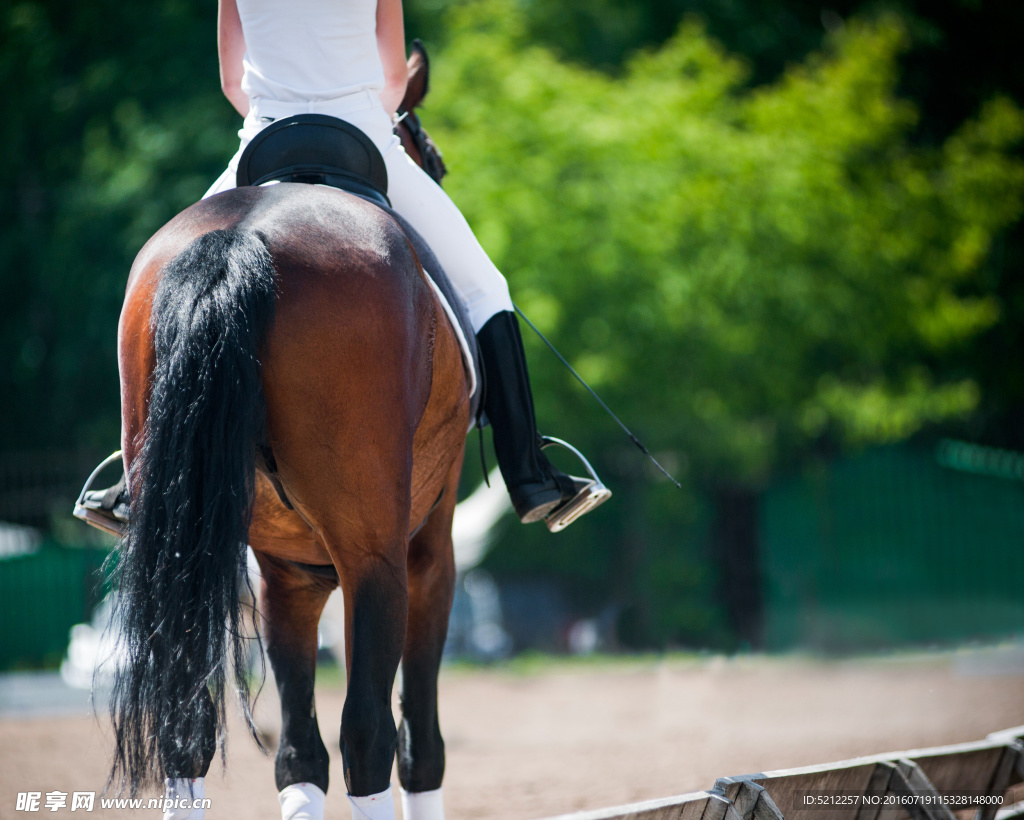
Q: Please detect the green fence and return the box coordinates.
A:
[761,442,1024,651]
[0,543,107,670]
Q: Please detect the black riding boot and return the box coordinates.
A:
[477,311,609,527]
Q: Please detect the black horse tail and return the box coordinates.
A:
[108,227,276,793]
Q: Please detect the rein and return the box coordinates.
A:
[395,108,447,185]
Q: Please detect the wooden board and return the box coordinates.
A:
[536,727,1024,820]
[722,735,1024,818]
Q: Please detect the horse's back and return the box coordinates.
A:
[128,183,417,300]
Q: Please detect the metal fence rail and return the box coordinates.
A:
[540,791,743,820]
[0,543,106,669]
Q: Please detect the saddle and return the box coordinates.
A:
[235,113,481,419]
[236,114,390,207]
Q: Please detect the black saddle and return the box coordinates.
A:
[235,114,390,206]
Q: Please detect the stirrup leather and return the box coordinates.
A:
[73,451,127,538]
[539,437,612,533]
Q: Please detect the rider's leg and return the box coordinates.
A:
[383,148,609,525]
[476,310,589,522]
[382,147,513,332]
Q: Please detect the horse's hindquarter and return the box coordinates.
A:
[244,185,468,560]
[118,183,468,563]
[407,263,471,532]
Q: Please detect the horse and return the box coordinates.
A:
[107,48,467,818]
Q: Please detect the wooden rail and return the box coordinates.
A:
[537,727,1024,820]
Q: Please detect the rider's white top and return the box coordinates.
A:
[237,0,385,103]
[207,0,514,332]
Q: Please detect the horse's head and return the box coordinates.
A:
[395,39,447,185]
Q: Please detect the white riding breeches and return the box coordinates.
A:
[204,90,513,332]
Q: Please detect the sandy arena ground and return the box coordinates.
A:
[1,647,1023,819]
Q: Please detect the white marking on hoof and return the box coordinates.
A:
[163,778,206,820]
[279,782,326,820]
[348,785,395,820]
[401,786,445,820]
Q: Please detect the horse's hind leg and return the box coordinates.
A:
[335,532,410,815]
[271,456,412,818]
[254,553,334,817]
[395,464,459,820]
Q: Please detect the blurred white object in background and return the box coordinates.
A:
[0,521,40,559]
[451,468,509,572]
[60,594,124,690]
[445,469,513,659]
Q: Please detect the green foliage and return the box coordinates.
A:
[424,2,1023,646]
[426,1,1023,484]
[0,0,236,451]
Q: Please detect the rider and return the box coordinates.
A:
[77,0,609,532]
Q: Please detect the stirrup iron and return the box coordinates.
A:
[539,436,612,533]
[73,451,127,538]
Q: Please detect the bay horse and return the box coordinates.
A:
[108,48,465,817]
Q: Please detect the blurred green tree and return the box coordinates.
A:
[0,0,235,451]
[424,0,1024,646]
